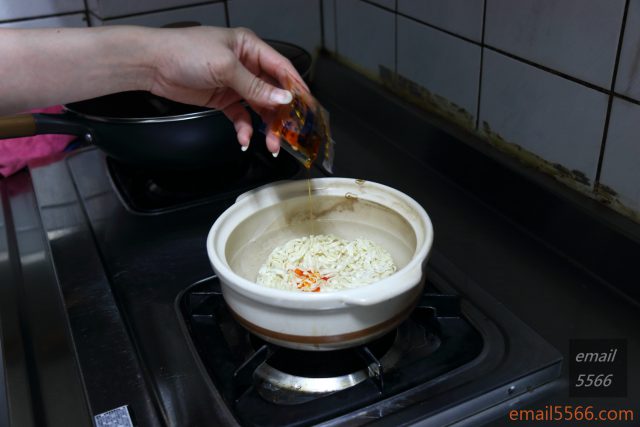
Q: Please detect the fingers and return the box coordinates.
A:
[252,105,280,155]
[233,28,309,93]
[251,37,310,92]
[205,89,242,111]
[225,60,292,109]
[222,101,281,155]
[222,102,253,149]
[222,60,288,156]
[266,131,281,156]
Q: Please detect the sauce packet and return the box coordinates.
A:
[268,79,335,173]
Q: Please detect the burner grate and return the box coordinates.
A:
[108,142,302,214]
[180,277,482,427]
[245,329,393,405]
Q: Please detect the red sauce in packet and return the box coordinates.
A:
[269,78,334,171]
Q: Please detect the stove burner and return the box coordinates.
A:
[255,362,368,403]
[180,276,481,426]
[252,323,417,405]
[108,142,302,213]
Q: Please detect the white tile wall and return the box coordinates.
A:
[485,0,625,89]
[87,0,219,20]
[227,0,322,57]
[336,0,395,77]
[330,0,640,218]
[323,0,337,52]
[397,16,480,118]
[615,0,640,101]
[93,3,226,27]
[0,13,87,28]
[0,0,84,21]
[479,50,608,185]
[398,0,484,42]
[600,98,640,211]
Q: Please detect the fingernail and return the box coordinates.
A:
[272,150,279,158]
[241,144,249,152]
[270,89,292,105]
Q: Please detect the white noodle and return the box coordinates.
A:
[256,234,396,292]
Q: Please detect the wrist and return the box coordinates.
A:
[96,26,158,93]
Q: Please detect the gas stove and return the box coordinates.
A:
[0,142,559,427]
[181,268,553,427]
[0,57,568,427]
[181,276,482,426]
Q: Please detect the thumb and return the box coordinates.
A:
[227,60,292,108]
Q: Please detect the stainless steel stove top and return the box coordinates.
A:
[3,144,557,427]
[179,275,487,423]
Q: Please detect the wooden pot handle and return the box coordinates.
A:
[0,114,37,139]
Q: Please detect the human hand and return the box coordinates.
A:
[147,26,308,154]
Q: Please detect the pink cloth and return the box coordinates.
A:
[0,105,75,177]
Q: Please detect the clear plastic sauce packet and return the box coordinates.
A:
[268,81,335,173]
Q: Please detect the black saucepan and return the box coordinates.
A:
[0,41,311,170]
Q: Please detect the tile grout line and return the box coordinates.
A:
[319,0,325,50]
[223,0,230,27]
[90,0,220,22]
[614,92,640,106]
[87,10,102,22]
[81,0,91,26]
[594,0,631,187]
[398,12,479,44]
[475,0,487,130]
[360,0,395,14]
[394,0,398,74]
[0,11,85,25]
[333,0,338,54]
[484,44,610,95]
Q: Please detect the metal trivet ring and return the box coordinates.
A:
[255,363,368,404]
[253,323,410,405]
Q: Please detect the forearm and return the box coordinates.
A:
[0,26,157,114]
